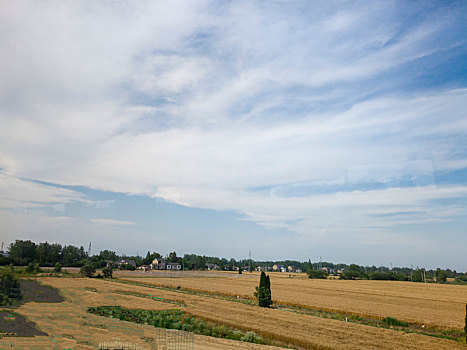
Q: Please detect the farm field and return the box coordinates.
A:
[120,270,467,329]
[5,277,283,350]
[3,275,464,349]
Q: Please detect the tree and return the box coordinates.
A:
[8,240,36,265]
[102,266,113,278]
[0,268,22,305]
[80,263,96,278]
[62,245,87,266]
[436,269,447,284]
[339,264,366,280]
[307,269,327,279]
[167,251,180,263]
[98,250,118,262]
[254,271,272,308]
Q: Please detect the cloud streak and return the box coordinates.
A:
[1,1,466,268]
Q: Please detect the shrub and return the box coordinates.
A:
[24,262,41,274]
[54,262,62,273]
[87,306,270,345]
[307,270,327,279]
[80,263,96,278]
[102,266,113,278]
[382,317,408,327]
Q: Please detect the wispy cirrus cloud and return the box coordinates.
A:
[1,1,466,268]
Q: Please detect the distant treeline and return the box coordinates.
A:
[1,240,466,284]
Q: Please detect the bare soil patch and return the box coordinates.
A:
[20,279,64,303]
[0,311,47,337]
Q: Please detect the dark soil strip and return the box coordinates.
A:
[19,280,64,303]
[0,311,47,337]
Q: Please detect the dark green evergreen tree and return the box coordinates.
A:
[254,271,272,308]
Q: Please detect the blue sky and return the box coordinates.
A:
[0,1,466,270]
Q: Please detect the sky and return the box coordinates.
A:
[1,1,466,270]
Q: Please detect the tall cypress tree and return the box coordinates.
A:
[254,271,272,308]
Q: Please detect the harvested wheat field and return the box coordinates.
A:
[7,277,284,350]
[6,276,462,350]
[121,270,467,329]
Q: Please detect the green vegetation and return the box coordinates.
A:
[54,262,62,273]
[79,263,96,278]
[307,270,327,279]
[436,269,447,284]
[25,262,41,274]
[102,266,113,278]
[88,306,267,344]
[381,317,408,327]
[0,267,22,305]
[3,240,465,285]
[254,271,272,308]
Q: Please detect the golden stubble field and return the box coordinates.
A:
[7,274,466,350]
[9,277,283,350]
[120,270,467,329]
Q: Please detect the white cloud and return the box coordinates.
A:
[91,218,135,225]
[1,1,466,267]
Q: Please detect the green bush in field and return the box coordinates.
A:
[307,269,327,279]
[25,262,41,274]
[87,306,267,344]
[54,262,62,273]
[102,266,113,278]
[80,263,96,278]
[382,317,408,327]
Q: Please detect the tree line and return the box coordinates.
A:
[1,240,466,284]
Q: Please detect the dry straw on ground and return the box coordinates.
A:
[123,271,467,329]
[10,276,464,349]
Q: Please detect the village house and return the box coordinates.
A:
[166,262,182,270]
[150,258,166,270]
[321,267,335,274]
[206,263,219,271]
